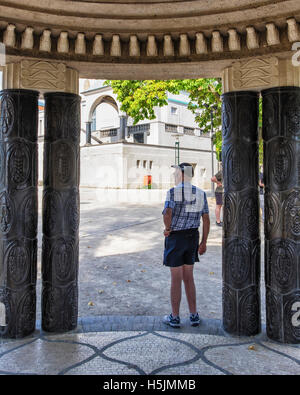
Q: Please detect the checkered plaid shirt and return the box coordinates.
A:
[162,182,209,231]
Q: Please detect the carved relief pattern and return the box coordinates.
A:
[262,86,300,344]
[52,238,74,282]
[42,190,62,237]
[54,142,74,186]
[21,61,66,91]
[42,93,80,333]
[264,192,281,238]
[262,93,278,141]
[283,94,300,140]
[0,94,15,137]
[222,99,233,141]
[266,288,281,341]
[225,239,251,288]
[284,190,300,240]
[0,191,13,234]
[223,193,236,237]
[271,141,293,187]
[16,288,36,336]
[8,142,31,189]
[285,107,300,138]
[6,241,30,286]
[239,288,260,336]
[232,58,279,90]
[66,189,80,235]
[0,89,39,338]
[222,285,237,335]
[239,192,259,239]
[23,193,38,239]
[269,239,296,292]
[222,91,260,336]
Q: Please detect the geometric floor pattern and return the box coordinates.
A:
[0,316,299,375]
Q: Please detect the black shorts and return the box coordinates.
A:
[215,192,223,206]
[163,229,199,268]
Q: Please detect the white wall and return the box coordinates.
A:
[80,142,217,190]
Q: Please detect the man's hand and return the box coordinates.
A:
[164,229,171,237]
[198,242,207,255]
[163,207,172,238]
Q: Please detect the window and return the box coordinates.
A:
[143,160,147,169]
[165,124,178,133]
[183,127,195,136]
[171,107,178,115]
[136,160,140,168]
[149,161,153,170]
[91,109,96,132]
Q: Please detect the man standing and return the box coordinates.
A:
[162,163,210,328]
[211,167,223,227]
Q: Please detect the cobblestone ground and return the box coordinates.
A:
[1,188,298,375]
[36,187,264,322]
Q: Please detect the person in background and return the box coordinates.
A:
[211,166,223,227]
[259,166,265,222]
[162,163,210,328]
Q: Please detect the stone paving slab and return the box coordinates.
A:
[35,188,229,322]
[0,316,299,375]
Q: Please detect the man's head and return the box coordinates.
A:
[172,163,194,184]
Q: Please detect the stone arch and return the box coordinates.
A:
[88,95,119,123]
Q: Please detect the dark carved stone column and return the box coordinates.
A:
[222,91,261,336]
[0,89,39,338]
[42,92,80,333]
[262,86,300,344]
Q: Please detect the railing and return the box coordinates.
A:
[98,128,118,137]
[183,127,195,135]
[128,124,150,134]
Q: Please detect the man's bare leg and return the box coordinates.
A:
[170,266,183,317]
[215,204,222,223]
[182,264,197,314]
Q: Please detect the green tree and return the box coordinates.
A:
[105,79,223,159]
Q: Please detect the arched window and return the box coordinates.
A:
[91,109,96,132]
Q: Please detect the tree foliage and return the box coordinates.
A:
[104,78,222,161]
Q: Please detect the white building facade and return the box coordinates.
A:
[79,81,218,190]
[38,80,218,190]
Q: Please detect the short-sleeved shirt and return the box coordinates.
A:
[214,170,223,193]
[162,182,209,231]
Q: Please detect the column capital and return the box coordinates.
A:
[222,56,300,94]
[2,60,79,94]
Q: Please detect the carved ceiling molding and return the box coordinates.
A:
[0,17,299,63]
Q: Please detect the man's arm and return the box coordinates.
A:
[163,208,173,237]
[211,176,222,188]
[199,213,210,255]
